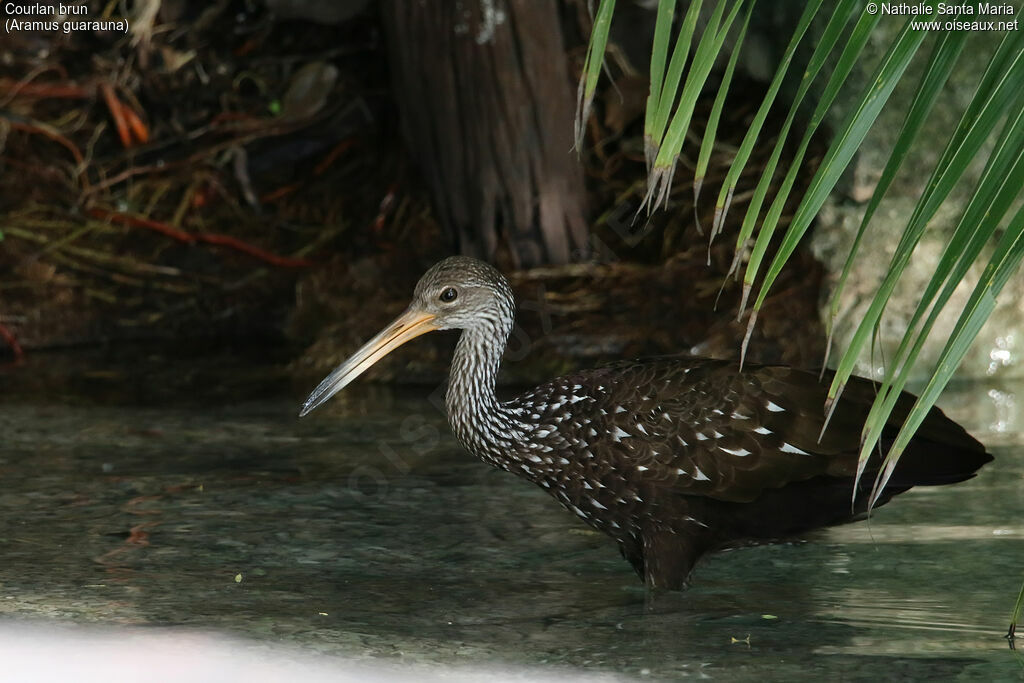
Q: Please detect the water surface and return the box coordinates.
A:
[1,349,1022,680]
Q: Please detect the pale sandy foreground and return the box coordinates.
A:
[0,624,624,683]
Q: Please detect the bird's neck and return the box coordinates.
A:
[445,317,531,470]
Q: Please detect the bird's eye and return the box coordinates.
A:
[439,287,458,303]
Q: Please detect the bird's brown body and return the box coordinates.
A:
[301,257,992,589]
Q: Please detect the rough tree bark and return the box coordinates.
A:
[381,0,588,267]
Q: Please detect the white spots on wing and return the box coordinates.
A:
[753,426,772,435]
[695,432,709,441]
[527,454,543,463]
[614,406,626,413]
[636,423,648,435]
[766,400,785,413]
[610,520,621,529]
[611,426,630,442]
[637,465,649,472]
[780,442,810,455]
[569,505,588,519]
[684,515,709,528]
[676,468,687,476]
[568,394,586,404]
[590,499,608,510]
[583,481,593,490]
[711,408,724,416]
[693,466,710,481]
[540,480,550,488]
[731,411,750,420]
[558,457,570,465]
[598,408,607,416]
[677,436,689,447]
[720,446,751,457]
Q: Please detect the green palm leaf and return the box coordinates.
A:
[694,1,755,235]
[574,0,616,151]
[576,2,1024,510]
[644,0,745,211]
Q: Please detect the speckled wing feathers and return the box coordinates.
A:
[514,359,841,505]
[511,357,987,506]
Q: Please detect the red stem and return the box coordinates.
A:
[88,208,315,268]
[0,323,25,364]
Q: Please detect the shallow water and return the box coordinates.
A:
[1,348,1022,680]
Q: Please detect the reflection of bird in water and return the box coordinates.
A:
[301,257,992,589]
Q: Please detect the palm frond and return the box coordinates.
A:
[576,0,1024,503]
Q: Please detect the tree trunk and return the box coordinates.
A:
[382,0,588,267]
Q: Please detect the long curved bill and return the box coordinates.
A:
[299,308,438,417]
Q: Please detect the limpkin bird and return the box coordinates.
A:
[300,257,991,589]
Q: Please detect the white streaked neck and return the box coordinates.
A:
[444,309,530,468]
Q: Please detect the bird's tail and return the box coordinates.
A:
[875,397,992,489]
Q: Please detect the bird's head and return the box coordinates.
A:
[410,256,513,331]
[299,256,512,416]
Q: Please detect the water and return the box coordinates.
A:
[1,348,1022,680]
